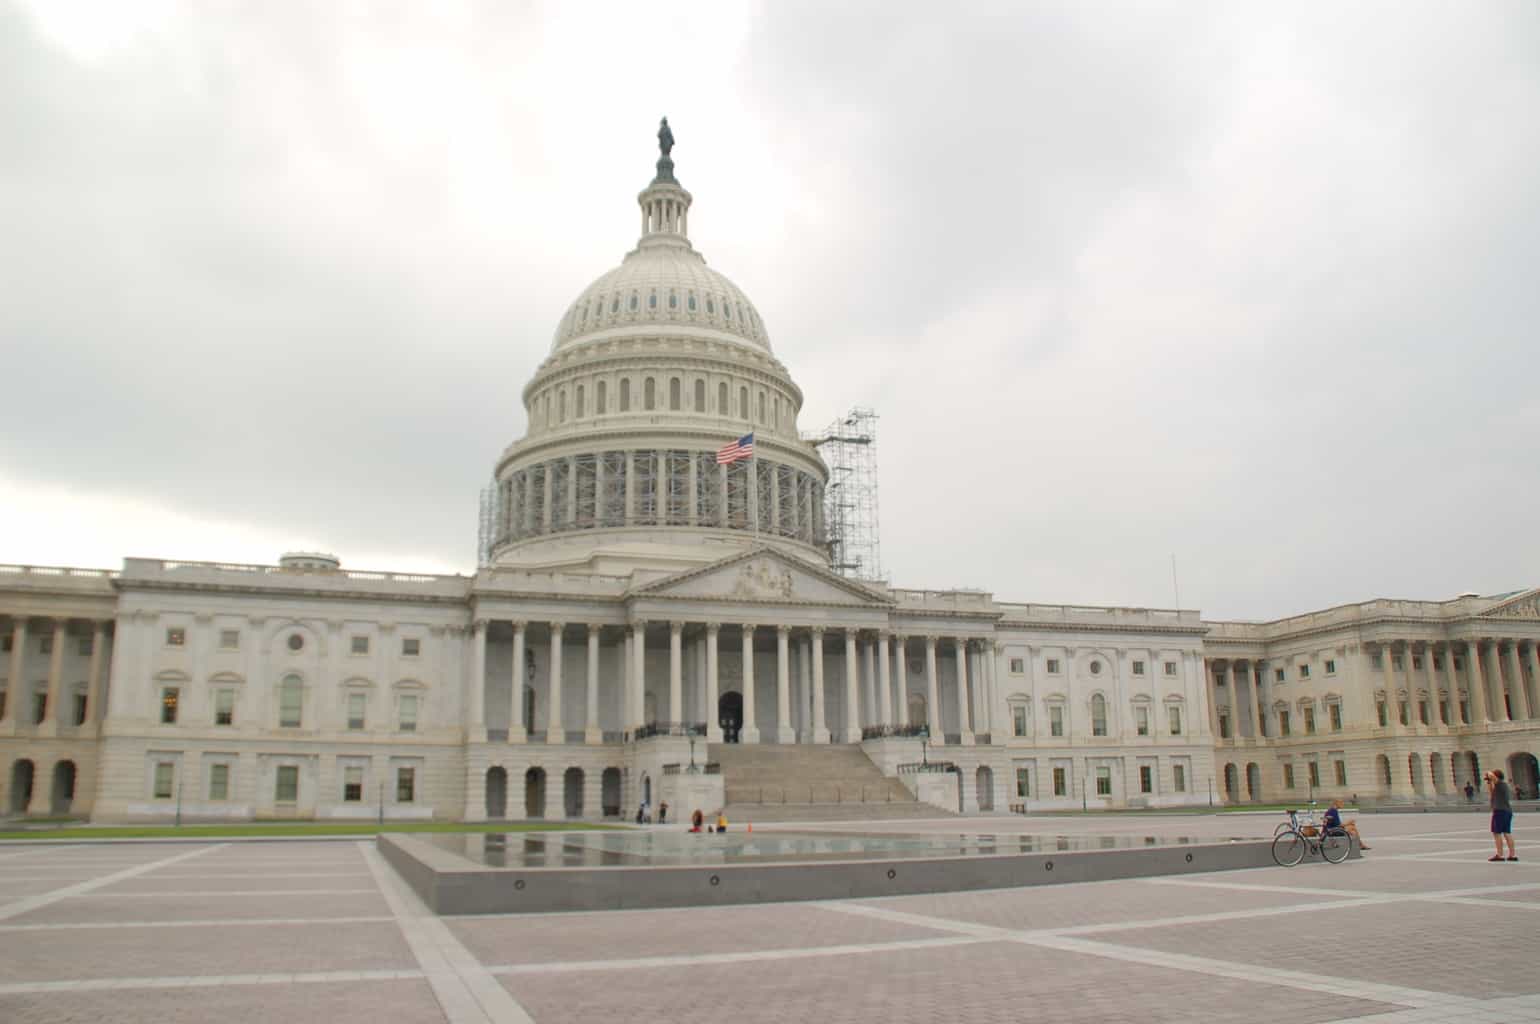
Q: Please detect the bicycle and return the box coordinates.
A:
[1274,806,1319,838]
[1272,809,1351,866]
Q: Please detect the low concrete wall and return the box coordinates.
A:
[379,832,1318,916]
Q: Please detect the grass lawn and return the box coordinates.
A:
[0,821,626,841]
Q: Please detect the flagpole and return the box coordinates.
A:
[749,426,759,543]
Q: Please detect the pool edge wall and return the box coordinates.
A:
[377,833,1314,915]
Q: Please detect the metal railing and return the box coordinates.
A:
[724,783,901,805]
[862,724,930,740]
[630,721,707,741]
[896,761,958,774]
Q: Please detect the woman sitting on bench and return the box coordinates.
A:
[1323,798,1370,851]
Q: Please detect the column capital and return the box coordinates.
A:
[508,619,526,631]
[548,621,566,635]
[705,622,721,635]
[741,623,755,637]
[776,624,792,636]
[472,618,490,632]
[810,625,826,637]
[587,623,603,637]
[631,618,648,632]
[669,620,685,633]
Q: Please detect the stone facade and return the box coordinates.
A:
[2,127,1535,821]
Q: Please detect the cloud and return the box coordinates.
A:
[1,1,1536,619]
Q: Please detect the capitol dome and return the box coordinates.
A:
[485,119,829,577]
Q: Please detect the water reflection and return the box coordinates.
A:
[427,830,1204,868]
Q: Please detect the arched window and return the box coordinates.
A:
[644,378,656,410]
[668,289,677,310]
[1091,694,1108,737]
[688,292,697,312]
[279,675,303,728]
[575,385,585,418]
[628,293,638,312]
[669,377,681,410]
[558,390,566,422]
[620,378,631,412]
[596,380,607,414]
[774,398,780,429]
[694,379,705,411]
[544,395,553,427]
[718,382,727,413]
[648,291,657,310]
[739,386,748,418]
[757,391,765,423]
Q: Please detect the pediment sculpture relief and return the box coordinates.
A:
[1488,595,1540,619]
[731,559,795,600]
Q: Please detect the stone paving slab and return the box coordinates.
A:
[450,900,957,965]
[7,890,391,924]
[865,876,1306,931]
[1089,899,1540,999]
[92,873,374,893]
[0,978,444,1023]
[496,933,1396,1024]
[0,920,417,982]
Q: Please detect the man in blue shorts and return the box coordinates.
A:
[1487,769,1516,862]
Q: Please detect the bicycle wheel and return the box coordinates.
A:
[1320,827,1352,864]
[1274,821,1294,838]
[1272,831,1307,867]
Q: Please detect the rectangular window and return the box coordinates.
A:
[1412,655,1422,670]
[1052,767,1067,796]
[350,635,369,655]
[399,694,419,733]
[347,692,366,731]
[280,683,303,728]
[1215,671,1227,687]
[1135,706,1150,736]
[73,692,88,725]
[1279,710,1291,736]
[1372,654,1383,670]
[1299,664,1310,679]
[1419,700,1429,725]
[219,629,240,650]
[1392,655,1403,670]
[1325,659,1336,675]
[1275,667,1285,682]
[1459,699,1469,723]
[1335,760,1348,786]
[1095,767,1112,796]
[1399,701,1410,726]
[275,765,299,803]
[402,637,421,657]
[31,692,46,724]
[1454,656,1464,671]
[1009,657,1024,673]
[1283,763,1296,789]
[396,767,416,803]
[344,766,364,803]
[1432,655,1442,670]
[1164,661,1177,676]
[153,761,175,799]
[214,689,235,726]
[1218,713,1230,739]
[208,763,229,801]
[1168,706,1182,735]
[1440,700,1450,725]
[1377,702,1388,727]
[166,628,185,647]
[39,635,53,654]
[78,635,94,656]
[1307,761,1320,788]
[1046,658,1061,674]
[0,634,10,652]
[160,687,179,725]
[1139,765,1153,794]
[1092,706,1107,737]
[1132,660,1145,676]
[1173,764,1187,792]
[1329,704,1342,731]
[1012,706,1027,737]
[1049,706,1064,737]
[1015,767,1030,798]
[1304,706,1315,734]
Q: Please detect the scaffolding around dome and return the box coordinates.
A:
[810,407,883,583]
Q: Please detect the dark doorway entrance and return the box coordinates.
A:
[485,767,507,819]
[1509,753,1539,801]
[525,767,546,819]
[51,760,76,816]
[601,767,621,818]
[9,760,35,815]
[563,767,584,819]
[718,690,743,743]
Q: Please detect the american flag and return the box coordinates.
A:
[716,433,754,465]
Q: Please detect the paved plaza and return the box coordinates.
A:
[0,812,1535,1023]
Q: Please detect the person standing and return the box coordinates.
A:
[1465,780,1476,803]
[1487,770,1516,862]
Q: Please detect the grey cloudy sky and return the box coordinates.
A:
[2,1,1537,620]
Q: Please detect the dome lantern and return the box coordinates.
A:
[636,117,693,254]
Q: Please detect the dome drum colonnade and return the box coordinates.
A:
[464,616,1000,747]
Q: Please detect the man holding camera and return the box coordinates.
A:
[1487,769,1517,862]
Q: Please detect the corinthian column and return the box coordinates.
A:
[811,627,829,743]
[877,632,892,728]
[955,638,974,746]
[1466,640,1488,723]
[842,629,861,743]
[775,625,794,743]
[740,626,759,744]
[585,625,602,744]
[546,623,565,743]
[705,624,722,742]
[1503,641,1529,721]
[925,636,942,743]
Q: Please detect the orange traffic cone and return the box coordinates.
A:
[747,823,752,833]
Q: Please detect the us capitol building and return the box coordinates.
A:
[3,125,1537,823]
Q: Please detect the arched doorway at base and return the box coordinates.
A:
[524,767,547,819]
[485,767,507,819]
[601,767,621,818]
[51,760,76,816]
[9,760,35,815]
[1508,753,1539,801]
[718,690,743,744]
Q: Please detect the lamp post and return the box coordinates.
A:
[920,724,930,766]
[688,735,697,773]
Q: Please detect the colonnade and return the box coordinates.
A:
[466,619,997,746]
[0,616,111,733]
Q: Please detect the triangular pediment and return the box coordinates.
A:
[630,547,891,607]
[1479,588,1540,620]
